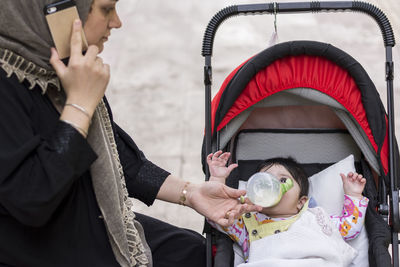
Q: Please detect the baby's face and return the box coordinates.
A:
[259,164,305,218]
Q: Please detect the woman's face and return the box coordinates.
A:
[259,164,307,218]
[84,0,122,52]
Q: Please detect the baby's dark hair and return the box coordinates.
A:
[257,157,309,197]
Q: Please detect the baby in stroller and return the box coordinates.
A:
[207,151,369,267]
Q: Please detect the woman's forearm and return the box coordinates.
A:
[156,175,198,208]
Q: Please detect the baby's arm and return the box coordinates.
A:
[330,172,369,240]
[207,150,238,183]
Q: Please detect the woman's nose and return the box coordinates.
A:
[110,12,122,29]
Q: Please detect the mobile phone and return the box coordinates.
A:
[44,0,88,59]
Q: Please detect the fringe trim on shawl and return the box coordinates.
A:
[97,101,149,267]
[0,48,60,93]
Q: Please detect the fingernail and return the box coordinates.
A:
[74,19,81,26]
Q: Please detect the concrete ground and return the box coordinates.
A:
[102,0,400,239]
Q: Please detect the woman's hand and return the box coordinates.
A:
[50,19,110,117]
[186,181,262,227]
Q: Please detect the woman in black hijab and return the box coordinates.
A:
[0,0,260,266]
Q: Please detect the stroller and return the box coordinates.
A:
[201,1,399,267]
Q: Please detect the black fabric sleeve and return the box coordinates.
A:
[114,123,170,206]
[0,72,97,227]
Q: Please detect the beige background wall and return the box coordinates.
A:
[102,0,400,234]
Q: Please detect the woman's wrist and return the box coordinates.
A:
[65,96,97,118]
[64,103,92,121]
[180,182,200,208]
[60,103,92,138]
[178,181,190,206]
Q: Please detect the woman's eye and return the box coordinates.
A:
[102,7,114,15]
[279,178,287,183]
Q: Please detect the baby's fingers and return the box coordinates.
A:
[220,152,231,161]
[340,173,347,182]
[212,150,223,159]
[356,174,366,184]
[207,152,221,164]
[347,172,355,179]
[206,153,213,164]
[351,172,362,182]
[227,163,238,173]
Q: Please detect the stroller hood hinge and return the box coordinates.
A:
[204,65,212,85]
[385,61,394,81]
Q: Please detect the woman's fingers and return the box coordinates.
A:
[102,62,110,79]
[217,203,262,227]
[218,210,238,227]
[226,210,236,225]
[224,186,247,199]
[238,202,262,213]
[70,19,83,60]
[85,45,100,62]
[49,47,66,77]
[94,56,104,70]
[216,218,230,227]
[224,186,262,210]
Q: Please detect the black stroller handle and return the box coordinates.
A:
[202,1,395,57]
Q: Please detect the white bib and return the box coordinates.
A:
[239,207,357,267]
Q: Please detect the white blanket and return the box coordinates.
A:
[238,207,357,267]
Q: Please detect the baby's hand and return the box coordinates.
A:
[341,172,366,200]
[207,151,238,183]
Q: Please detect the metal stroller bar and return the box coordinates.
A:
[202,1,395,57]
[202,1,398,267]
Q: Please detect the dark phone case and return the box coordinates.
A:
[44,0,76,15]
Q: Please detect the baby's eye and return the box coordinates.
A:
[279,178,287,183]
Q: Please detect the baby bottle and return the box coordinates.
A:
[246,172,293,207]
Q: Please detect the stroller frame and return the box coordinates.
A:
[201,1,398,267]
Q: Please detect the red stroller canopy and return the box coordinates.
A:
[210,41,390,175]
